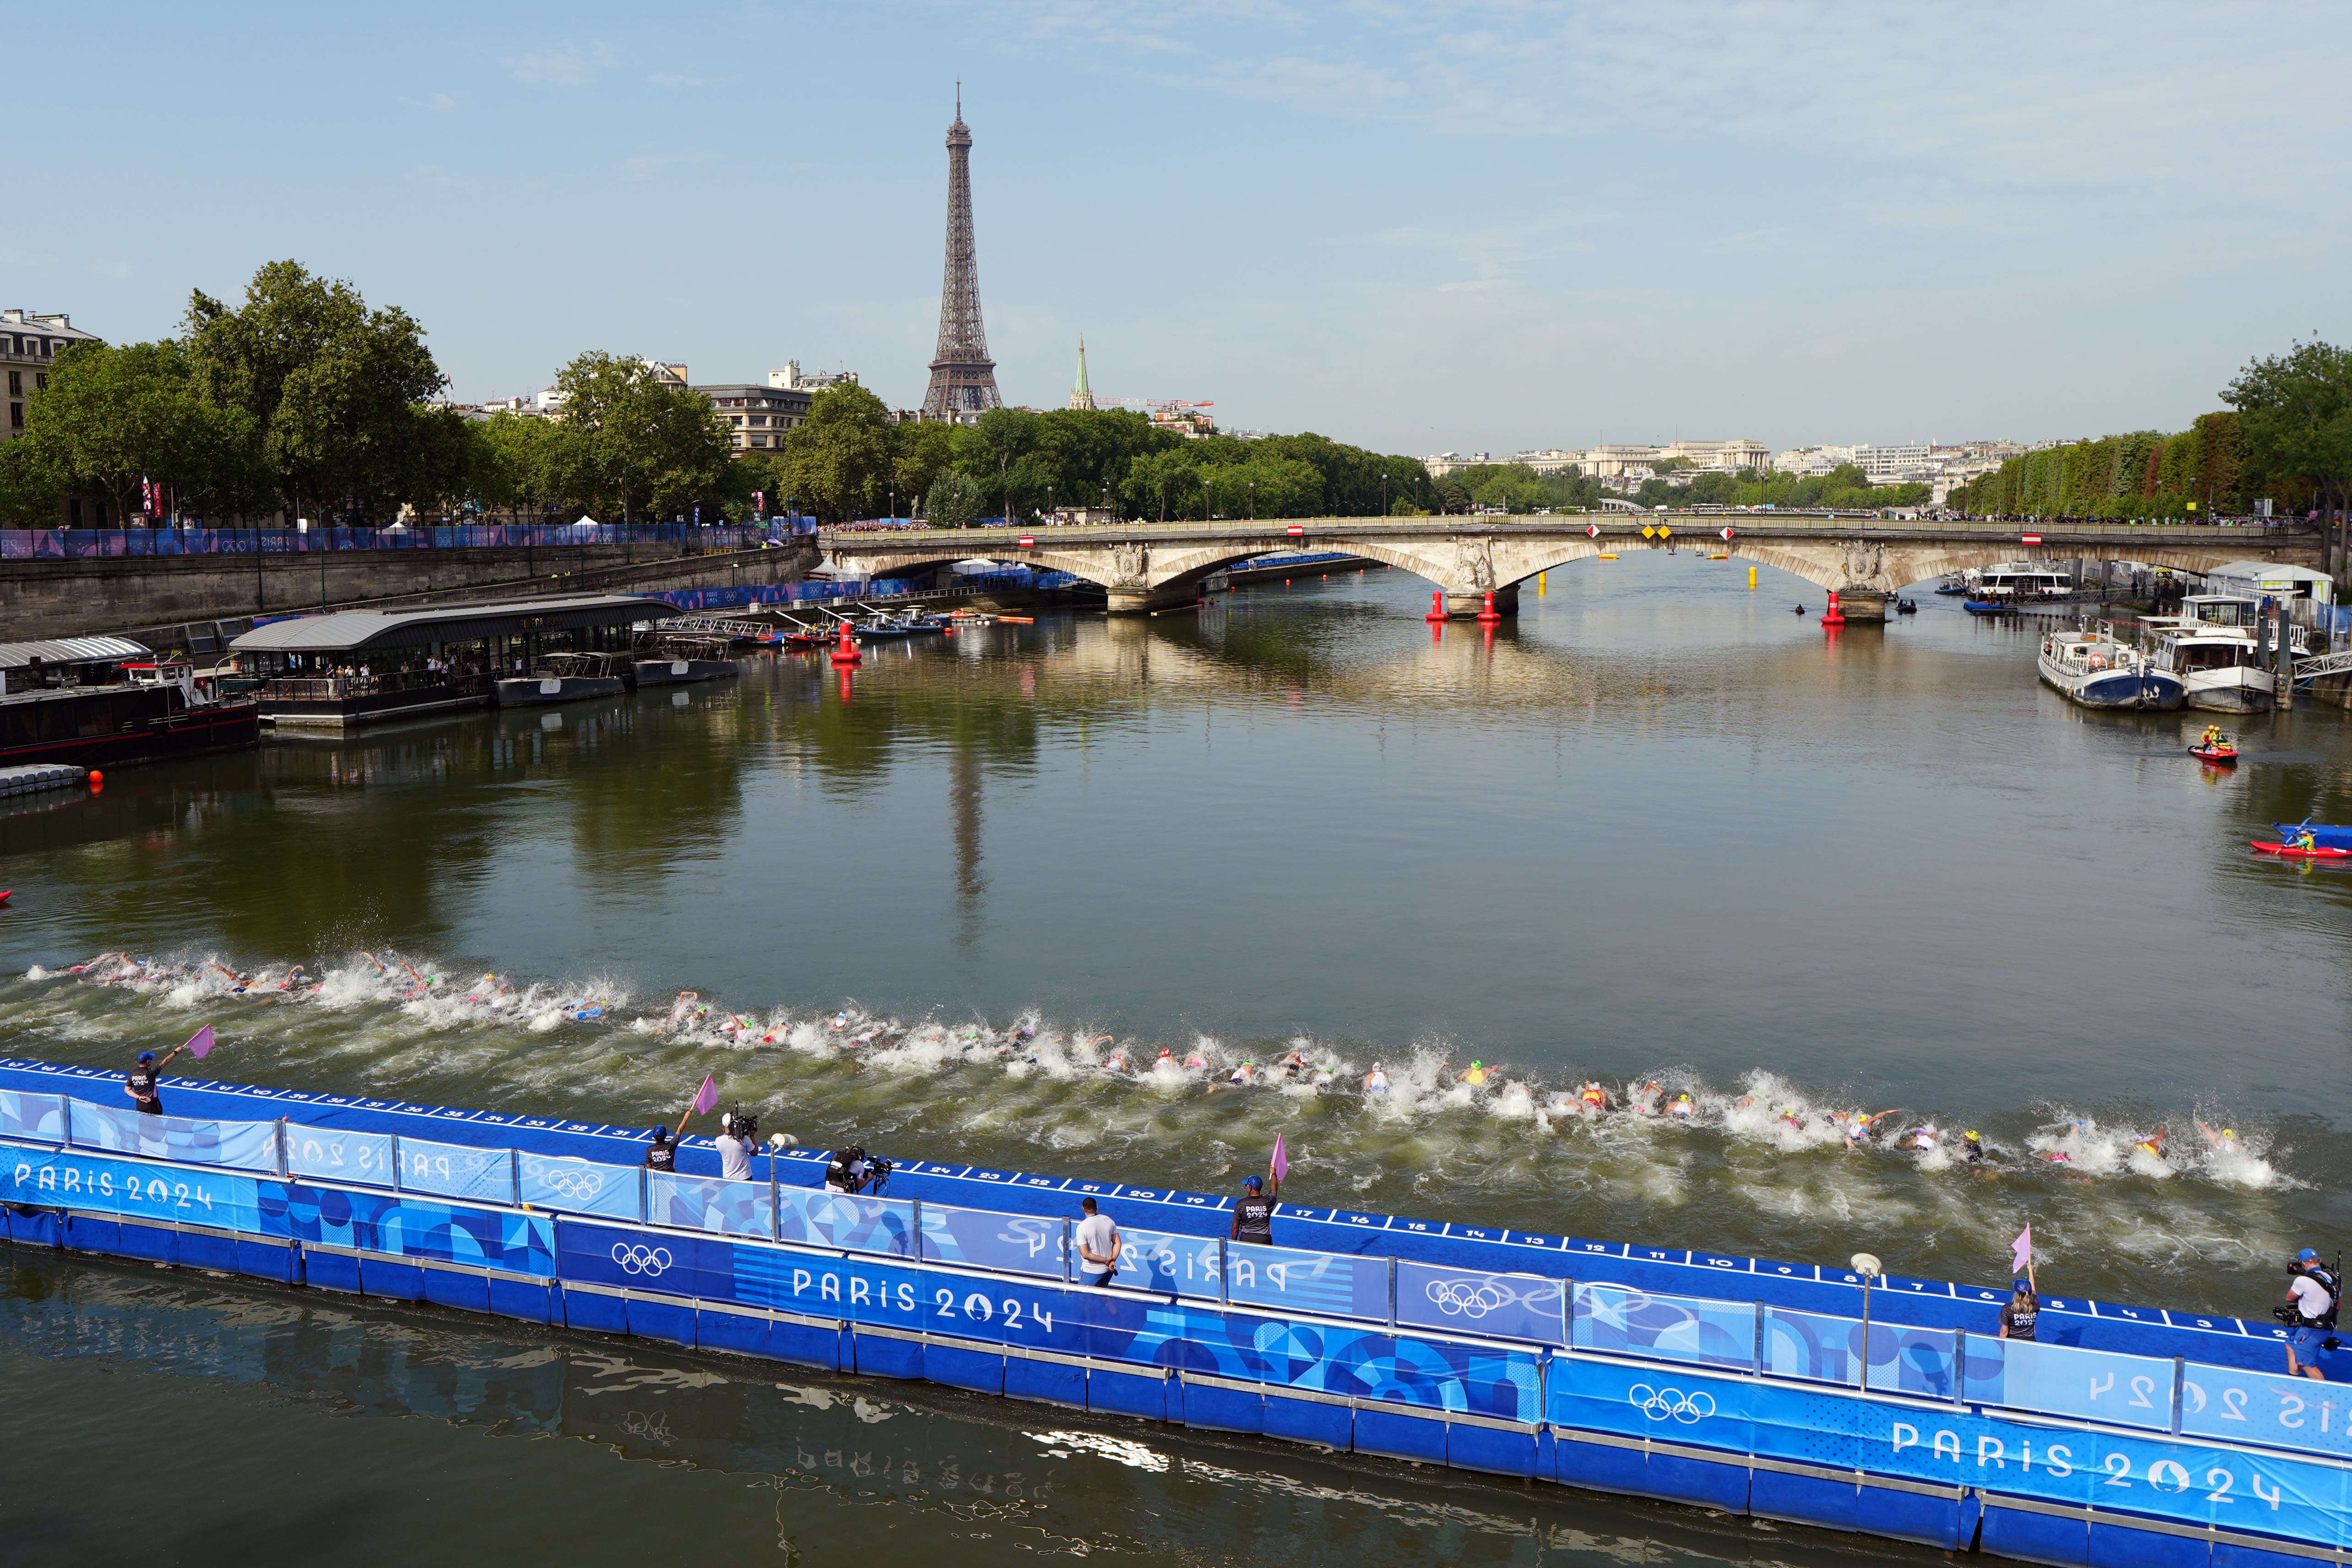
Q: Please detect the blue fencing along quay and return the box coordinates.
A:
[1,1055,2345,1567]
[1,522,806,559]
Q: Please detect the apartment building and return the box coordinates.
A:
[2,308,100,442]
[695,382,816,450]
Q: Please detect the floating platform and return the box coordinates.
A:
[0,764,85,797]
[0,1053,2341,1566]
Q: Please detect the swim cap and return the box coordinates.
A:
[2300,1248,2320,1263]
[1244,1175,1262,1191]
[137,1051,155,1063]
[1965,1130,1981,1141]
[2224,1128,2236,1138]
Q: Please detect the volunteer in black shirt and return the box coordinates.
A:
[123,1043,191,1116]
[645,1125,677,1172]
[1997,1278,2038,1342]
[1231,1174,1279,1245]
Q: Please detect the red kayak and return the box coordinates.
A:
[2252,841,2352,859]
[2189,743,2238,765]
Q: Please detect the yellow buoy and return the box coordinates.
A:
[1598,553,1618,560]
[1748,566,1758,589]
[1538,571,1548,596]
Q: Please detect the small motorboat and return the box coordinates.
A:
[1964,599,2017,617]
[1934,573,1971,596]
[1895,599,1919,614]
[2252,840,2352,859]
[2188,742,2238,765]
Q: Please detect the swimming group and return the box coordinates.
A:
[45,954,2272,1185]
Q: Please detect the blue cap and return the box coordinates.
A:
[2300,1248,2320,1263]
[653,1125,669,1139]
[1244,1175,1262,1191]
[2013,1278,2031,1291]
[137,1051,155,1063]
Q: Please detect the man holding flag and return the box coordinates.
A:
[1232,1135,1288,1246]
[647,1073,720,1172]
[125,1025,215,1116]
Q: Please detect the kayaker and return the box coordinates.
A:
[2295,829,2319,851]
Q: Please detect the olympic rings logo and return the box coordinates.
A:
[1628,1385,1715,1424]
[612,1242,674,1276]
[1425,1279,1514,1318]
[539,1164,606,1201]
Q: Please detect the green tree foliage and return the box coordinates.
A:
[4,340,267,524]
[184,260,450,521]
[550,351,735,522]
[1627,463,1923,511]
[776,382,902,523]
[1953,417,2255,518]
[471,410,572,522]
[925,470,985,530]
[2223,338,2352,518]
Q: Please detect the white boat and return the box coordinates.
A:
[1973,562,2075,600]
[2140,596,2301,713]
[2037,625,2184,710]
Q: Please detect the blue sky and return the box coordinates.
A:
[14,2,2347,457]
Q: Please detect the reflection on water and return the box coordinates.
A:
[0,1251,1927,1566]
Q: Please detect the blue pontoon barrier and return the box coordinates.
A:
[4,1056,2350,1566]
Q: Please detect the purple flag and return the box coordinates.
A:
[691,1073,719,1116]
[1269,1133,1289,1187]
[2010,1224,2033,1274]
[184,1024,215,1061]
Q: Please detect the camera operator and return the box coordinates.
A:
[824,1144,890,1195]
[716,1109,759,1182]
[2282,1247,2339,1382]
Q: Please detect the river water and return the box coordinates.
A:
[4,554,2348,1563]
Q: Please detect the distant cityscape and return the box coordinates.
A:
[1421,438,2061,507]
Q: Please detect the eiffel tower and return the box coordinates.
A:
[920,86,1002,421]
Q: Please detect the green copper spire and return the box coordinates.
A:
[1068,335,1096,410]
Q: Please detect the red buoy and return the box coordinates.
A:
[1820,590,1847,627]
[829,621,862,665]
[87,770,103,785]
[1476,589,1502,625]
[1424,590,1448,622]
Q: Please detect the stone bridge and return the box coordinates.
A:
[822,517,2325,620]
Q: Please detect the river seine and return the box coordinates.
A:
[4,553,2347,1563]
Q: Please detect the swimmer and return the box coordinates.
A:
[2134,1126,2169,1160]
[1669,1092,1696,1122]
[1578,1081,1610,1115]
[1005,1020,1036,1045]
[1211,1061,1256,1092]
[1104,1049,1130,1074]
[71,950,132,975]
[1627,1081,1663,1116]
[1908,1123,1940,1154]
[1312,1064,1338,1088]
[831,1010,852,1031]
[663,991,701,1031]
[1962,1129,1987,1166]
[1842,1110,1897,1150]
[208,960,250,994]
[1282,1051,1310,1079]
[1364,1062,1391,1095]
[1156,1046,1175,1069]
[2197,1121,2241,1154]
[1459,1060,1492,1088]
[358,952,392,980]
[1184,1048,1209,1070]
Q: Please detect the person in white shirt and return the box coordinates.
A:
[1074,1197,1122,1287]
[714,1113,755,1182]
[2287,1247,2338,1381]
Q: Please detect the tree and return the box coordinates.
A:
[893,419,955,517]
[472,410,577,522]
[925,471,985,529]
[13,339,266,524]
[775,381,898,524]
[1122,447,1201,522]
[184,260,447,521]
[553,351,735,522]
[2224,339,2352,522]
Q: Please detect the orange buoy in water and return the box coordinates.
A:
[1424,590,1448,623]
[1821,590,1847,627]
[87,770,103,785]
[830,621,861,665]
[1476,590,1502,625]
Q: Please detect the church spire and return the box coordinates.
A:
[1067,334,1096,411]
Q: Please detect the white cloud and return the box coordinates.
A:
[506,40,620,87]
